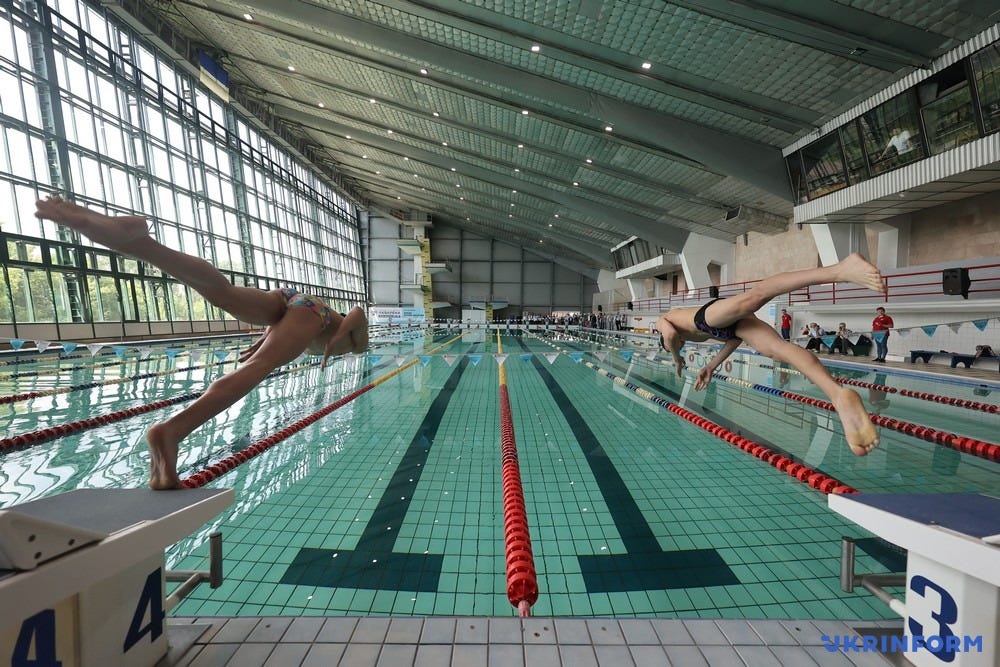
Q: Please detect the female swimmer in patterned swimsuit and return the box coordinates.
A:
[35,197,369,489]
[654,256,886,458]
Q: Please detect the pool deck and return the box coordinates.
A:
[165,615,908,666]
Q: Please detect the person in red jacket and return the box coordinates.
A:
[779,308,792,340]
[871,306,894,362]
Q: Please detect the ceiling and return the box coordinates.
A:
[127,0,1000,270]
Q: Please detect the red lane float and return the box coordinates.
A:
[496,331,539,616]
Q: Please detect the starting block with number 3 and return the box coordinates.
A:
[0,488,233,667]
[831,492,1000,667]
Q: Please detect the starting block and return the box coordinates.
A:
[831,492,1000,667]
[0,488,233,667]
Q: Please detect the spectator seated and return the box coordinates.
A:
[910,348,999,370]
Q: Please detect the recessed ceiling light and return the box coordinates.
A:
[573,181,579,186]
[531,45,541,52]
[455,183,460,187]
[548,223,553,227]
[403,156,409,160]
[451,167,456,171]
[510,203,515,207]
[509,214,513,218]
[460,197,464,200]
[419,68,428,75]
[318,102,324,108]
[604,125,613,132]
[512,189,517,193]
[432,112,440,117]
[387,129,393,134]
[585,158,592,164]
[538,239,543,243]
[243,13,253,21]
[287,65,295,72]
[397,196,401,200]
[466,217,470,220]
[442,142,448,146]
[514,168,520,172]
[362,155,368,158]
[345,135,351,139]
[369,98,377,103]
[413,174,418,177]
[554,214,559,218]
[517,144,524,148]
[641,62,652,70]
[521,110,529,115]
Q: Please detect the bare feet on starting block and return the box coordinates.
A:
[146,423,183,490]
[35,196,150,252]
[833,387,879,456]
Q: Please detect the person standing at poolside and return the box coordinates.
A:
[779,308,792,341]
[872,306,894,363]
[655,254,886,457]
[35,196,369,489]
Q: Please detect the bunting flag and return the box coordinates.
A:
[821,335,836,349]
[9,339,25,350]
[493,354,507,366]
[594,351,608,362]
[973,319,989,332]
[897,329,910,339]
[619,350,634,362]
[920,325,938,337]
[367,354,382,365]
[393,354,406,367]
[467,354,482,366]
[872,331,887,343]
[61,342,78,354]
[569,352,584,363]
[214,351,229,362]
[442,354,457,366]
[87,343,103,357]
[420,355,432,366]
[189,351,204,364]
[140,348,153,360]
[164,348,180,360]
[947,323,962,334]
[112,346,127,358]
[544,352,559,365]
[519,353,532,362]
[35,340,51,353]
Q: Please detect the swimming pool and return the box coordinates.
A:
[1,329,997,619]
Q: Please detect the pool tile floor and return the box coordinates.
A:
[165,616,908,666]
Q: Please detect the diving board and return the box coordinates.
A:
[1,488,233,667]
[830,493,1000,667]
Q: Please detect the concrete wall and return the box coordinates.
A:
[734,223,820,282]
[430,224,597,320]
[908,190,1000,264]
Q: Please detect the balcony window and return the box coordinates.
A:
[861,92,925,175]
[971,43,1000,133]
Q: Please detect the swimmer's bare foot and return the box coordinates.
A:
[146,423,183,490]
[35,196,149,251]
[832,387,879,456]
[836,252,886,294]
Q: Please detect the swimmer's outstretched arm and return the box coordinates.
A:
[695,337,742,390]
[321,306,369,369]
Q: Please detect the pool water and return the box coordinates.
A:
[1,329,997,618]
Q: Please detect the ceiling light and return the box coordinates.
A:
[460,197,464,200]
[514,168,520,172]
[451,167,456,171]
[466,217,470,220]
[521,110,529,115]
[345,135,351,139]
[510,203,515,207]
[369,98,376,103]
[432,112,440,117]
[604,125,613,132]
[243,13,253,21]
[509,214,513,218]
[318,102,324,108]
[362,155,368,158]
[413,174,419,177]
[641,62,652,70]
[375,171,380,174]
[442,142,448,146]
[572,181,579,186]
[554,214,559,218]
[419,68,428,75]
[517,144,524,148]
[387,129,393,134]
[548,223,553,227]
[512,189,517,193]
[287,65,295,72]
[455,183,460,187]
[531,45,541,52]
[585,158,592,164]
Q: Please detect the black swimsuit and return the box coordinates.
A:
[694,298,741,341]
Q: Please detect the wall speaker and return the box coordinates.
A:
[942,268,970,299]
[709,286,720,299]
[627,301,633,310]
[597,304,603,312]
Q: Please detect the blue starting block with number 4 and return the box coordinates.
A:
[831,493,1000,667]
[0,488,232,667]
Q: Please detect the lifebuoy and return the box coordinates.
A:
[724,360,733,373]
